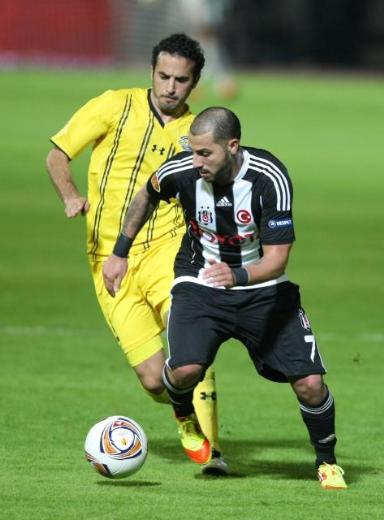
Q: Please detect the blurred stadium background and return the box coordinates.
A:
[1,0,384,70]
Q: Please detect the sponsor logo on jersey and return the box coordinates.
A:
[190,219,258,245]
[179,135,191,151]
[198,207,213,224]
[150,173,160,192]
[268,218,292,229]
[236,209,252,223]
[216,196,232,207]
[299,308,311,330]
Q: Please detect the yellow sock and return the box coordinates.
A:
[193,365,220,451]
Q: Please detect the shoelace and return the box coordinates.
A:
[319,463,345,482]
[322,463,344,475]
[180,419,200,435]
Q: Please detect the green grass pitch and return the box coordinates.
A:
[0,68,383,519]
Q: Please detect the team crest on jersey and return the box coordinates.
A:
[299,308,311,331]
[150,173,160,192]
[179,135,191,151]
[236,209,252,224]
[198,206,213,225]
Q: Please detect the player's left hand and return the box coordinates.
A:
[201,259,235,289]
[64,196,90,218]
[102,255,128,297]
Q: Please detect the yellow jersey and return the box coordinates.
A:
[51,88,194,259]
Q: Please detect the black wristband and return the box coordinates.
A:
[113,234,134,258]
[231,267,249,286]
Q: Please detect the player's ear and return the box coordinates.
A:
[228,138,240,155]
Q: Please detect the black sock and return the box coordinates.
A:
[162,366,195,418]
[299,389,337,467]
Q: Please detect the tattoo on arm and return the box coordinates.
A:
[122,188,158,238]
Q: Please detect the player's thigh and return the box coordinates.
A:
[243,282,326,380]
[167,282,234,369]
[90,260,164,366]
[272,305,326,378]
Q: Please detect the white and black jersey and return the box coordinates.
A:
[146,147,295,289]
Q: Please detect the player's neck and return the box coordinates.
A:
[229,148,244,181]
[160,106,187,124]
[235,148,244,175]
[215,149,244,186]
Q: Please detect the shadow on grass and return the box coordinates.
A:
[150,438,368,484]
[97,480,161,488]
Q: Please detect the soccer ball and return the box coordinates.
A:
[84,416,148,479]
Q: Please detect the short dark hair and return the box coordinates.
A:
[152,33,205,81]
[190,107,242,142]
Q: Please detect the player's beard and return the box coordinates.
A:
[211,154,235,185]
[158,96,182,115]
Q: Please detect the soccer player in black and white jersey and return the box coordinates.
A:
[103,107,347,489]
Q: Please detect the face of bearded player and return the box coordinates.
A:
[189,131,240,186]
[151,52,197,120]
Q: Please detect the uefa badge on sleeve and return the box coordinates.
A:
[150,173,161,192]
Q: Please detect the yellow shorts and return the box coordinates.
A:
[89,234,182,367]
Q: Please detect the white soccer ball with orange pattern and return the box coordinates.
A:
[84,416,148,478]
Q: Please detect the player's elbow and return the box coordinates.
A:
[46,147,69,172]
[266,243,292,277]
[271,263,287,279]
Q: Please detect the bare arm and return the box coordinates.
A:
[201,243,292,289]
[120,185,158,240]
[245,243,291,283]
[46,147,89,218]
[102,186,158,297]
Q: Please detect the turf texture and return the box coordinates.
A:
[0,68,383,519]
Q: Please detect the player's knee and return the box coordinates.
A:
[139,374,164,395]
[291,374,326,405]
[171,364,203,388]
[133,348,166,395]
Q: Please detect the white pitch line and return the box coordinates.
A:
[1,325,92,336]
[318,332,384,343]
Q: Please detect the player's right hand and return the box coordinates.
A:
[64,197,90,218]
[102,255,128,297]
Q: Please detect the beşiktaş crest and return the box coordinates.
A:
[198,206,213,224]
[299,308,311,330]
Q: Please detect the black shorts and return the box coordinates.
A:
[167,281,326,382]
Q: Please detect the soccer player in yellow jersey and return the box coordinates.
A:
[46,33,227,474]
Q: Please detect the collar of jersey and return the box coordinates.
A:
[147,89,190,128]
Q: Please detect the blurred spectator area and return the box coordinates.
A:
[224,0,384,69]
[0,0,114,65]
[0,0,383,69]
